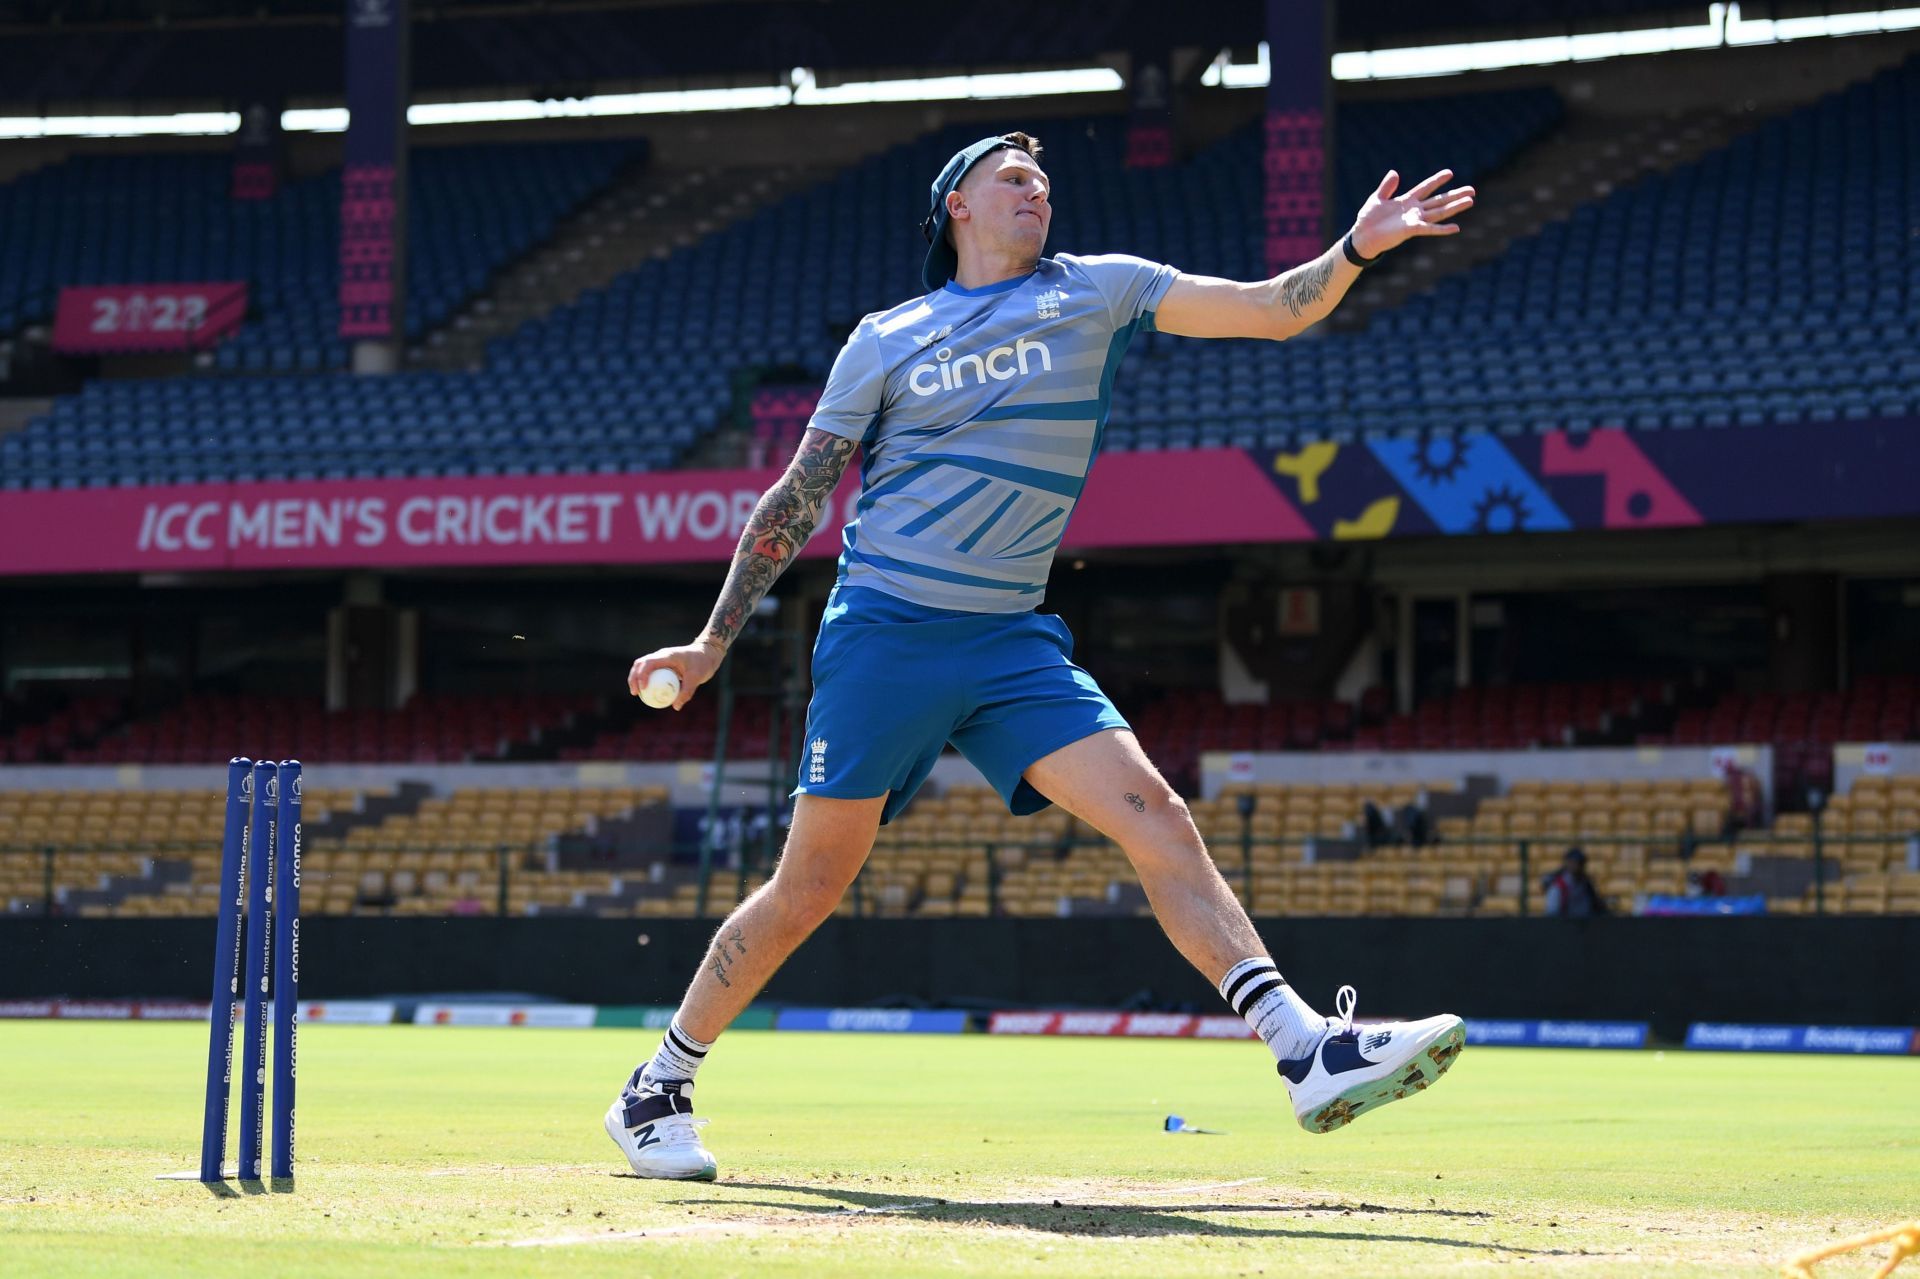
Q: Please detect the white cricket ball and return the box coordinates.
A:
[640,667,681,709]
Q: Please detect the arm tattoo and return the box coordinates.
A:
[701,428,857,650]
[1275,251,1338,319]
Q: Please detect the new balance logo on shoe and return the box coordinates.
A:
[633,1123,661,1150]
[1319,1034,1381,1077]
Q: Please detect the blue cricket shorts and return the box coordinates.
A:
[792,585,1128,824]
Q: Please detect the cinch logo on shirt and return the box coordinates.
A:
[907,337,1053,397]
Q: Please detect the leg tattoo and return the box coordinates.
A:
[707,926,748,988]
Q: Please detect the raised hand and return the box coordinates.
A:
[1350,168,1476,260]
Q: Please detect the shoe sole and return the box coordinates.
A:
[603,1103,719,1182]
[1303,1019,1467,1134]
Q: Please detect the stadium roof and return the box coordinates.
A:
[0,2,1894,105]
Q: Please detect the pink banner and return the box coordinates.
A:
[0,451,1312,576]
[51,282,248,354]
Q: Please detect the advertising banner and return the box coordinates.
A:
[987,1011,1255,1039]
[411,1002,598,1028]
[774,1007,970,1034]
[1463,1019,1650,1049]
[0,998,213,1020]
[7,419,1920,577]
[51,283,248,354]
[593,1004,777,1030]
[1685,1023,1919,1055]
[299,1000,398,1025]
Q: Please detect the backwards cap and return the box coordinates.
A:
[919,135,1028,293]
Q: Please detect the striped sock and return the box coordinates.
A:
[641,1018,711,1086]
[1219,957,1326,1064]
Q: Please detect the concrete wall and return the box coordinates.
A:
[8,914,1917,1040]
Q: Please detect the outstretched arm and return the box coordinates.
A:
[627,427,858,709]
[1154,168,1475,342]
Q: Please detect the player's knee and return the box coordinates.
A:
[1119,790,1205,862]
[772,863,852,925]
[1135,786,1194,834]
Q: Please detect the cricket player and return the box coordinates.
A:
[613,131,1477,1179]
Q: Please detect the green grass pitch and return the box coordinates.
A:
[3,1022,1916,1277]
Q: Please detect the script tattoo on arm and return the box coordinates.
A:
[700,428,858,651]
[1274,250,1338,319]
[707,924,749,989]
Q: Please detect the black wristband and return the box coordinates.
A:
[1341,232,1378,268]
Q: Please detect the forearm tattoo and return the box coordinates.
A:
[702,428,857,649]
[1275,250,1338,319]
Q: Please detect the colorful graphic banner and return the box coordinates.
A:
[51,283,248,354]
[5,420,1918,576]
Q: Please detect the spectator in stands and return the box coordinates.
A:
[1542,847,1608,917]
[617,130,1476,1181]
[1362,798,1431,849]
[1688,867,1727,897]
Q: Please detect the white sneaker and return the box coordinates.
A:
[1279,986,1465,1134]
[604,1065,718,1181]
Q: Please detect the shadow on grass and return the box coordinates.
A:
[668,1180,1551,1254]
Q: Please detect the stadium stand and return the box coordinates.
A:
[6,766,1918,919]
[497,87,1561,451]
[0,781,674,917]
[0,87,1558,490]
[1107,55,1920,449]
[0,141,640,373]
[55,692,599,765]
[5,58,1917,486]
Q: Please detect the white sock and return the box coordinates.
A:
[640,1017,710,1086]
[1220,957,1326,1064]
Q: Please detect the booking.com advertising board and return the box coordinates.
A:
[1,420,1915,575]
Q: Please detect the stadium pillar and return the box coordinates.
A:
[325,575,415,711]
[1262,0,1332,275]
[1765,572,1840,694]
[1124,46,1177,168]
[1394,593,1413,715]
[338,0,411,375]
[230,100,283,201]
